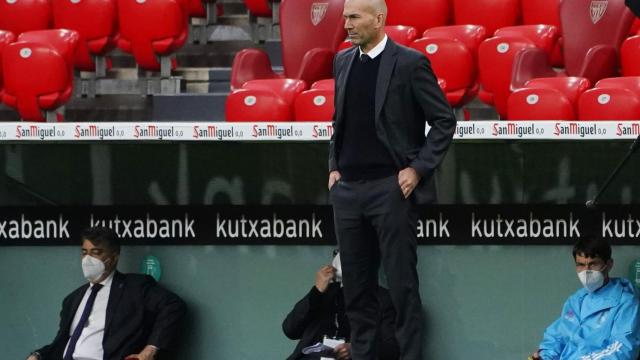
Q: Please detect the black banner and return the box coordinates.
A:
[1,205,640,245]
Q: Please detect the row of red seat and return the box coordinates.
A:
[0,0,215,72]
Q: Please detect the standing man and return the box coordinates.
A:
[26,227,186,360]
[328,0,456,359]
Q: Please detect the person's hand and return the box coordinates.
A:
[334,343,351,360]
[315,265,336,293]
[328,171,341,191]
[26,355,39,360]
[126,345,158,360]
[529,350,541,360]
[398,167,421,199]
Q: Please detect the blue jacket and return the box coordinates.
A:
[539,277,640,360]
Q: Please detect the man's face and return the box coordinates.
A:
[81,239,118,278]
[575,253,611,275]
[343,0,383,48]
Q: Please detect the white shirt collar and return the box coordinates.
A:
[359,34,388,60]
[92,270,114,289]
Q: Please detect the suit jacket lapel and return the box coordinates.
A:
[63,283,90,333]
[375,40,399,125]
[105,271,125,336]
[335,47,358,126]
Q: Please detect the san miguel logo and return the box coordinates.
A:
[311,2,329,26]
[590,0,608,24]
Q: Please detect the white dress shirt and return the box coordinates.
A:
[359,34,388,59]
[64,272,114,360]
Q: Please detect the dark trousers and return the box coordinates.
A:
[330,175,423,360]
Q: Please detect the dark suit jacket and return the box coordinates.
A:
[282,284,399,360]
[627,0,640,16]
[328,39,456,202]
[35,271,186,360]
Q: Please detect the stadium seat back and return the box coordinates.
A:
[452,0,521,35]
[225,89,292,121]
[0,0,52,35]
[52,0,118,71]
[311,79,334,90]
[279,0,345,79]
[578,88,640,120]
[508,87,575,120]
[294,88,334,121]
[494,25,559,56]
[524,77,591,105]
[595,76,640,92]
[621,36,640,76]
[244,0,272,17]
[522,0,561,28]
[410,37,474,91]
[117,0,189,71]
[560,0,635,78]
[422,25,487,56]
[241,78,306,105]
[386,0,450,34]
[0,31,16,93]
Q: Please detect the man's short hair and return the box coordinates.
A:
[572,237,612,262]
[81,227,121,254]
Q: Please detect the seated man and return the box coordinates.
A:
[282,252,399,360]
[532,237,640,360]
[27,227,186,360]
[626,0,640,17]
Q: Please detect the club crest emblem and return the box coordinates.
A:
[590,0,608,24]
[311,3,329,26]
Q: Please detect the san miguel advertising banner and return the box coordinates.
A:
[1,206,640,246]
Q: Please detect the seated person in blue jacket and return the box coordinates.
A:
[531,237,640,360]
[26,227,186,360]
[282,251,399,360]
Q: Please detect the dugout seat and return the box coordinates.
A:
[0,31,16,98]
[386,0,450,34]
[294,88,334,121]
[508,88,575,120]
[52,0,118,73]
[621,35,640,76]
[311,79,334,90]
[0,0,52,35]
[2,29,78,121]
[523,77,591,110]
[594,76,640,91]
[422,25,487,56]
[578,88,640,120]
[230,0,345,90]
[521,0,563,66]
[226,79,305,121]
[117,0,189,73]
[452,0,520,35]
[244,0,272,17]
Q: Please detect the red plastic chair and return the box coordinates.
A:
[0,0,52,35]
[2,29,79,121]
[521,0,562,66]
[629,18,640,35]
[226,89,292,121]
[117,0,189,72]
[523,77,591,111]
[311,79,334,90]
[386,0,450,34]
[338,25,418,51]
[0,31,16,96]
[478,36,541,118]
[294,88,334,121]
[410,37,476,107]
[594,76,640,91]
[230,0,345,90]
[452,0,521,35]
[52,0,118,72]
[578,88,640,120]
[422,25,487,57]
[508,88,576,120]
[494,25,559,58]
[621,35,640,76]
[244,0,272,17]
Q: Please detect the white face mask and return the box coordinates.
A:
[578,270,605,293]
[332,253,342,283]
[82,255,106,282]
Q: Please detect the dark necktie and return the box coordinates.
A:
[64,283,104,360]
[360,53,371,63]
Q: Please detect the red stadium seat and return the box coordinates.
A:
[186,0,205,17]
[410,37,477,107]
[523,77,591,109]
[117,0,189,72]
[422,25,487,56]
[630,18,640,35]
[230,0,345,90]
[514,0,635,89]
[478,36,547,118]
[0,0,52,35]
[311,79,334,90]
[386,0,450,34]
[578,88,640,120]
[52,0,118,72]
[621,36,640,76]
[0,31,16,97]
[594,77,640,93]
[508,88,576,120]
[521,0,562,66]
[338,25,418,51]
[294,88,334,121]
[241,78,305,105]
[452,0,520,35]
[494,25,559,58]
[2,29,78,121]
[225,89,292,121]
[244,0,272,17]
